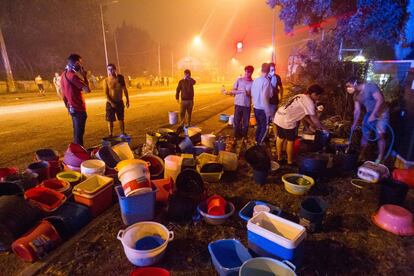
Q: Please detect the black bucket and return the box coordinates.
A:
[167,193,198,221]
[245,145,271,171]
[0,195,42,252]
[253,169,269,185]
[333,149,359,172]
[299,196,328,233]
[0,182,24,196]
[379,178,409,207]
[175,169,204,198]
[298,152,328,178]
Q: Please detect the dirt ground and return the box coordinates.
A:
[1,125,414,276]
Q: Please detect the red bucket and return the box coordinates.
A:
[131,267,170,276]
[11,220,62,262]
[207,195,227,216]
[0,167,18,180]
[39,179,71,196]
[47,160,62,178]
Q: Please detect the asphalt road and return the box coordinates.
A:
[0,84,234,168]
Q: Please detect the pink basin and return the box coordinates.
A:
[372,204,414,236]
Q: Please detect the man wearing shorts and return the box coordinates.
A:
[346,77,389,163]
[176,69,196,127]
[274,84,327,165]
[104,63,130,137]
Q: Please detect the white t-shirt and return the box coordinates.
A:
[273,94,316,129]
[251,76,271,116]
[233,77,253,107]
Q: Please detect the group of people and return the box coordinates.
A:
[230,62,389,165]
[60,54,129,146]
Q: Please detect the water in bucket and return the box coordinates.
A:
[135,235,165,250]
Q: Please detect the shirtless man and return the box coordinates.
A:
[104,63,130,137]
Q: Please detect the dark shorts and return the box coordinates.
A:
[276,125,297,141]
[106,101,124,122]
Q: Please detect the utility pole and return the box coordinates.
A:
[114,30,121,73]
[100,3,109,67]
[158,42,161,77]
[0,24,15,92]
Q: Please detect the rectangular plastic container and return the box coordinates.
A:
[247,212,306,262]
[197,168,223,183]
[72,175,114,217]
[115,185,157,225]
[239,200,282,222]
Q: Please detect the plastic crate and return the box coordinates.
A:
[115,185,157,225]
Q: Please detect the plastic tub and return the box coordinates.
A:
[96,146,121,168]
[11,220,62,262]
[24,187,66,212]
[247,212,306,262]
[239,257,296,276]
[140,154,164,179]
[208,239,252,276]
[115,185,157,225]
[112,142,135,160]
[372,204,414,236]
[197,153,219,167]
[39,179,71,196]
[282,173,315,195]
[117,222,174,266]
[239,201,282,222]
[130,267,170,276]
[56,170,82,186]
[201,134,216,149]
[63,143,90,167]
[219,151,238,171]
[197,201,235,225]
[72,175,114,217]
[81,159,106,177]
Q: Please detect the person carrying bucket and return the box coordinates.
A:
[61,54,91,146]
[273,84,328,165]
[176,69,196,127]
[230,65,254,139]
[345,76,390,163]
[104,63,130,137]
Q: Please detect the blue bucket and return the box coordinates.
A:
[219,114,230,122]
[178,137,194,154]
[253,170,268,185]
[115,185,157,225]
[239,201,282,222]
[208,239,252,276]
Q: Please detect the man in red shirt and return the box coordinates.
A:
[61,54,91,146]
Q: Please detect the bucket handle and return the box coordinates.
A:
[282,260,296,271]
[168,231,174,241]
[117,229,125,241]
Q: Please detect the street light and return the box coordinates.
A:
[193,35,202,46]
[100,0,118,67]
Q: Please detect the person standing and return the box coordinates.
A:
[35,75,45,96]
[346,77,389,163]
[251,63,272,144]
[104,63,130,137]
[274,84,327,165]
[176,69,196,127]
[231,65,254,138]
[53,72,62,99]
[61,54,90,146]
[267,62,284,116]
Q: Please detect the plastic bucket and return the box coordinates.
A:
[178,137,193,154]
[63,143,90,167]
[164,155,183,182]
[175,169,204,198]
[112,142,135,160]
[253,170,268,185]
[0,195,41,252]
[140,154,165,179]
[208,239,252,276]
[96,146,121,168]
[0,167,19,180]
[201,134,216,148]
[56,171,82,186]
[228,115,234,126]
[35,149,59,162]
[47,160,62,178]
[245,145,271,171]
[117,222,174,267]
[39,179,71,196]
[27,161,50,182]
[239,257,296,276]
[219,151,238,171]
[379,178,409,206]
[81,159,106,177]
[299,197,328,232]
[207,195,227,216]
[118,163,151,197]
[12,220,62,262]
[298,152,328,179]
[168,111,178,125]
[152,178,173,203]
[198,201,235,225]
